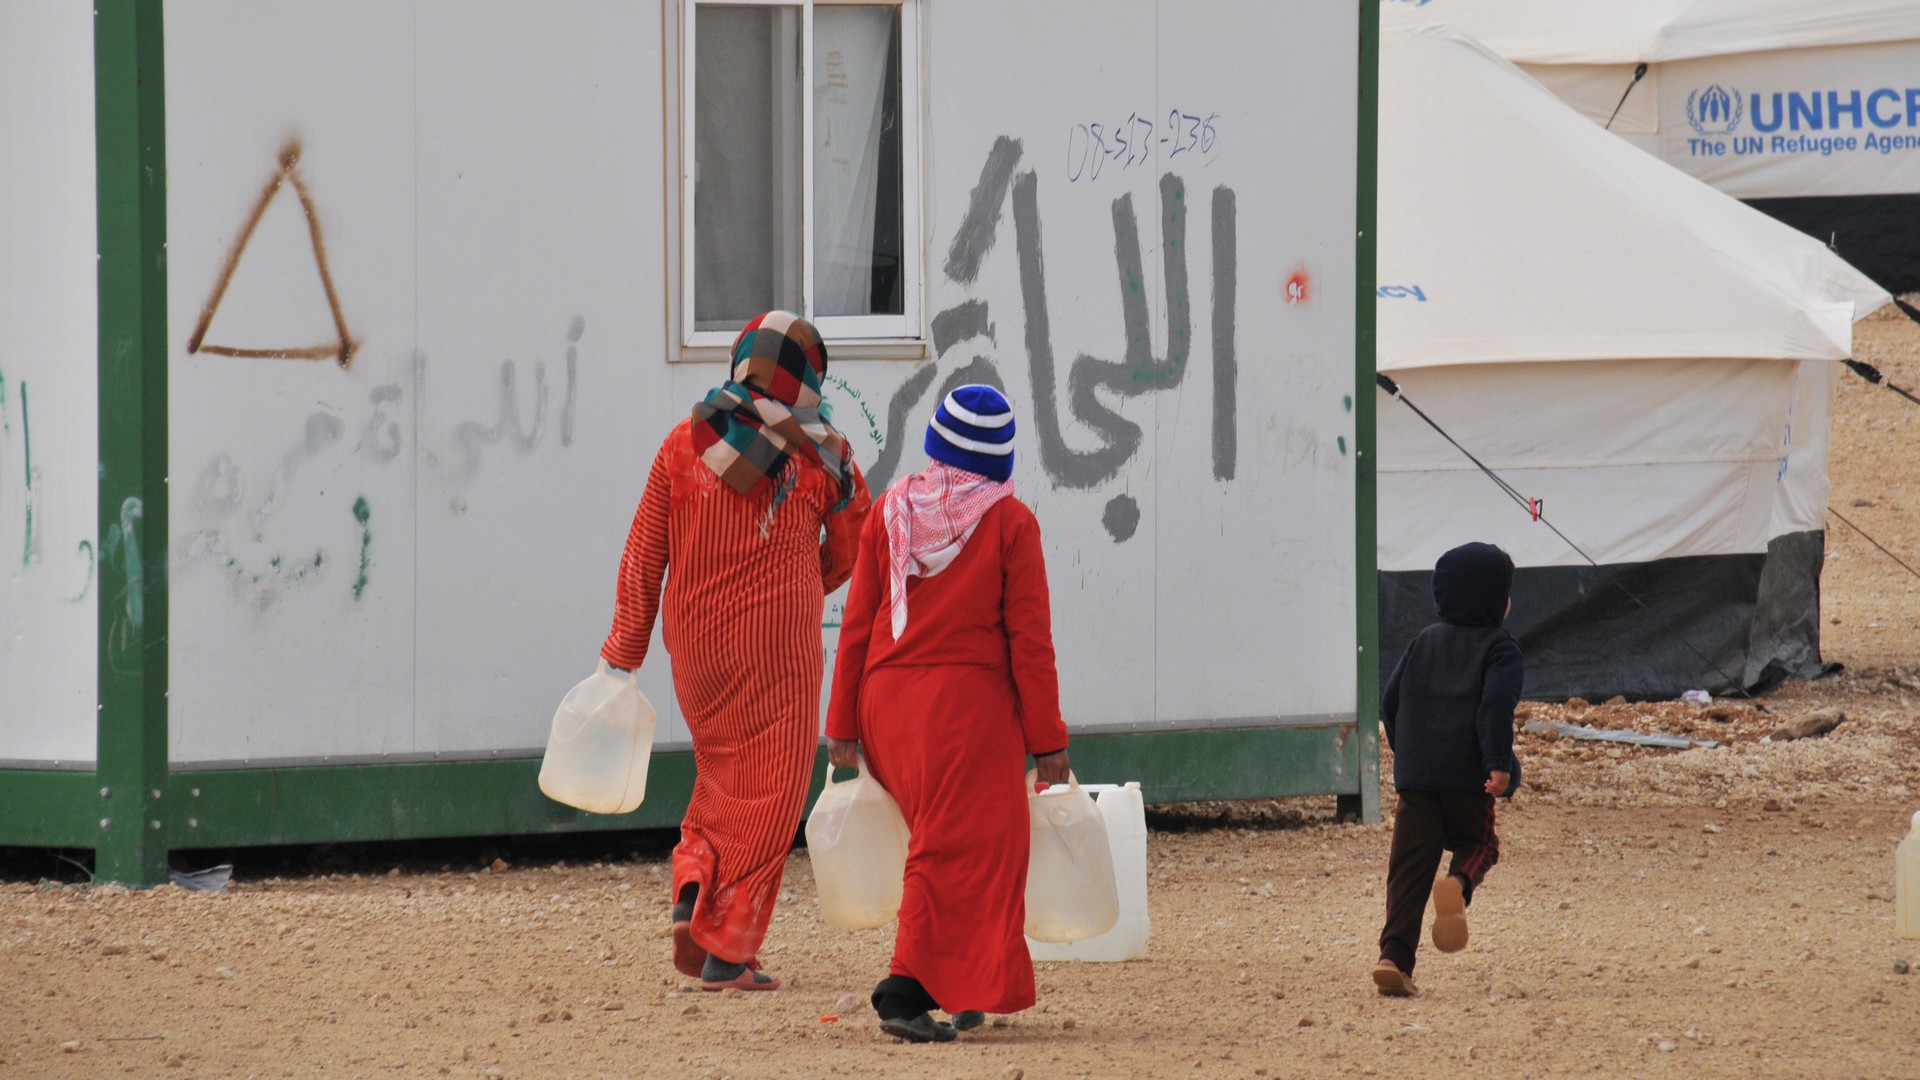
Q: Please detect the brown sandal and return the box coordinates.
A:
[1372,959,1417,997]
[699,959,780,992]
[1430,875,1470,954]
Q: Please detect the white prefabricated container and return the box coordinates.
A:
[1029,782,1150,961]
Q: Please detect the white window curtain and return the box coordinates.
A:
[694,5,803,331]
[812,6,896,317]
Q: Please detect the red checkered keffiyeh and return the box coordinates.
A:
[882,462,1015,639]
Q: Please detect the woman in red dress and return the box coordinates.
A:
[825,384,1070,1042]
[602,312,871,991]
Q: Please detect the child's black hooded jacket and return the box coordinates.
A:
[1381,543,1524,794]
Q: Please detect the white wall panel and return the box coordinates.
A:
[0,3,100,764]
[410,0,670,755]
[166,1,420,763]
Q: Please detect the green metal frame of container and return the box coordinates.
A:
[3,0,1379,884]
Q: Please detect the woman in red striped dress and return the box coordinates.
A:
[826,385,1070,1042]
[601,312,871,991]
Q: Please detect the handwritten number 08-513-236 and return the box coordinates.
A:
[1067,110,1219,182]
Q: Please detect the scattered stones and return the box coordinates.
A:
[1298,1017,1315,1028]
[1003,1068,1025,1080]
[1566,697,1590,709]
[1062,1018,1076,1030]
[60,1041,82,1053]
[489,859,510,874]
[1764,799,1785,812]
[1896,959,1911,976]
[681,1004,701,1017]
[100,943,130,956]
[1604,696,1627,706]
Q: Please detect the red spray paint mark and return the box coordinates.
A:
[1284,268,1312,306]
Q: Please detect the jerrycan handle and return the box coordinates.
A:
[823,752,870,793]
[596,658,639,685]
[1025,769,1081,796]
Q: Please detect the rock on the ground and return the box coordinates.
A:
[1770,709,1845,742]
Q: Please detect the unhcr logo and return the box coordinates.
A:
[1687,85,1744,135]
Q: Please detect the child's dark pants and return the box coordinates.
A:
[1378,789,1499,974]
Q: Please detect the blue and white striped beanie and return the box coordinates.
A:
[925,384,1015,482]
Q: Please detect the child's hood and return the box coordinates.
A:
[1432,542,1513,628]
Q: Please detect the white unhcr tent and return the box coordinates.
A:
[1384,0,1920,291]
[1377,26,1891,699]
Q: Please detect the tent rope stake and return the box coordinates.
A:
[1375,372,1768,705]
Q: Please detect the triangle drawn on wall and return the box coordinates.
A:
[187,138,358,369]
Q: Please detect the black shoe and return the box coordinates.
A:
[949,1010,986,1032]
[879,1013,958,1043]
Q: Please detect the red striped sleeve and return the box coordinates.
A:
[600,439,674,671]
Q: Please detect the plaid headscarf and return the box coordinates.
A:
[690,311,854,512]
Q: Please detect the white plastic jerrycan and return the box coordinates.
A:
[1898,810,1920,940]
[806,757,910,930]
[538,660,657,815]
[1029,782,1150,961]
[1024,772,1120,943]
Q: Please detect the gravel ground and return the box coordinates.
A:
[4,311,1919,1080]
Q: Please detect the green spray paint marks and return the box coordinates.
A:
[66,540,95,604]
[1337,435,1348,456]
[119,498,144,632]
[20,380,34,566]
[352,496,372,601]
[1343,394,1353,413]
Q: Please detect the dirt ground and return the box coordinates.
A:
[6,313,1920,1079]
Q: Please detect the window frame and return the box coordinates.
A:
[674,0,925,358]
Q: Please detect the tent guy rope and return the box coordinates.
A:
[1603,62,1649,131]
[1826,505,1920,585]
[1842,356,1920,409]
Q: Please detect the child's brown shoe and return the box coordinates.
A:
[1372,959,1417,997]
[1431,874,1469,953]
